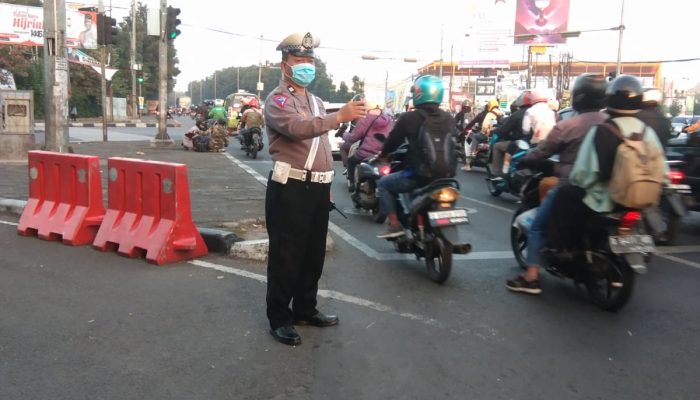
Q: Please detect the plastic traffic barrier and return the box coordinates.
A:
[93,157,208,265]
[18,151,105,245]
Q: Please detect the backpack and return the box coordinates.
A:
[409,109,458,180]
[193,135,210,152]
[607,119,666,208]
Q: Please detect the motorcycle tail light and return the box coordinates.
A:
[431,187,459,203]
[379,165,391,176]
[668,170,685,185]
[618,211,641,234]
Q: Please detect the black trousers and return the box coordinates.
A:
[265,175,331,329]
[548,183,590,250]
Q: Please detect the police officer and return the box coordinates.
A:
[264,32,366,346]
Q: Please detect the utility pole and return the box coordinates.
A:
[98,0,108,141]
[448,45,454,107]
[154,0,172,144]
[615,0,626,76]
[439,25,444,78]
[257,34,263,98]
[43,0,69,152]
[213,71,217,99]
[130,0,138,120]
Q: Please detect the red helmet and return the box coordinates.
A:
[249,98,260,108]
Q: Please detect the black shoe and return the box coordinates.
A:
[505,275,542,295]
[270,325,302,346]
[348,182,355,193]
[294,311,339,327]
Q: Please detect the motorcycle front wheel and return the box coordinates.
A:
[425,235,453,284]
[585,252,635,312]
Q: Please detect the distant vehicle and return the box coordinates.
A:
[671,115,693,136]
[0,68,16,90]
[176,96,192,109]
[224,90,259,132]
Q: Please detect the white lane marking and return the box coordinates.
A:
[657,245,700,254]
[460,195,515,213]
[189,259,442,328]
[223,152,269,186]
[657,254,700,270]
[0,220,19,226]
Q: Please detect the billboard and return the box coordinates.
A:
[0,3,99,49]
[460,0,514,69]
[514,0,570,44]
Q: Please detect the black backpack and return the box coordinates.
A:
[408,109,458,180]
[193,135,210,152]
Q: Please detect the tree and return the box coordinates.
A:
[670,100,683,117]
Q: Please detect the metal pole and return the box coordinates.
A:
[439,25,444,78]
[99,0,108,141]
[199,80,203,104]
[43,0,69,152]
[449,45,454,108]
[615,0,626,76]
[155,0,171,143]
[257,34,263,98]
[214,72,217,99]
[526,46,533,89]
[130,0,137,120]
[237,67,240,92]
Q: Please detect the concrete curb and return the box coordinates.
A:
[34,122,182,129]
[0,198,26,216]
[0,197,334,261]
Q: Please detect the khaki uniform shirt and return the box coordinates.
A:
[264,81,339,172]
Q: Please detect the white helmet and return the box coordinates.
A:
[642,88,663,106]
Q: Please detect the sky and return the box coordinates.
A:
[98,0,700,94]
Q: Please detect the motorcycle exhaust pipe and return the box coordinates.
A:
[452,243,472,255]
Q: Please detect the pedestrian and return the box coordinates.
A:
[263,32,366,346]
[70,105,78,122]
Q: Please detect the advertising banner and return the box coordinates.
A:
[0,3,98,49]
[461,0,513,69]
[514,0,570,44]
[475,78,496,97]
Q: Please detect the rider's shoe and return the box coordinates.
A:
[461,164,472,171]
[505,275,542,295]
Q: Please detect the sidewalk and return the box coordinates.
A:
[0,141,289,261]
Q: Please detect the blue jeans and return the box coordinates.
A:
[377,171,422,217]
[525,186,559,267]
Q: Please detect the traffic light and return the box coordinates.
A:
[137,75,144,83]
[96,13,118,45]
[166,6,181,40]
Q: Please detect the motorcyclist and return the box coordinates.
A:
[343,100,394,193]
[454,99,475,131]
[208,118,229,152]
[500,90,555,174]
[208,99,227,121]
[375,75,458,239]
[637,88,672,147]
[513,75,665,294]
[461,99,503,171]
[240,97,264,149]
[488,92,531,175]
[183,119,208,150]
[505,73,609,295]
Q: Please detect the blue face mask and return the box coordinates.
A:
[288,63,316,87]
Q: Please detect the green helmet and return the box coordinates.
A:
[411,75,444,106]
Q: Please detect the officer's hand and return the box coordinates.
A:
[336,101,367,124]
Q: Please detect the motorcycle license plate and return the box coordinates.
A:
[609,235,655,254]
[428,208,469,227]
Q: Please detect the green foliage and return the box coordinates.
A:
[186,57,357,105]
[669,100,683,117]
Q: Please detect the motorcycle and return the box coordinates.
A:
[643,160,690,245]
[240,127,264,159]
[350,149,392,223]
[463,127,490,170]
[510,165,653,312]
[485,137,532,197]
[381,143,472,284]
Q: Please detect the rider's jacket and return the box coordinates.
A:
[208,105,227,120]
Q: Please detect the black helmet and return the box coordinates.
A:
[605,75,643,114]
[571,73,607,112]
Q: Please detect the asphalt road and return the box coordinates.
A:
[3,122,700,399]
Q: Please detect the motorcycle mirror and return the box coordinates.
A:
[516,140,530,150]
[352,93,365,102]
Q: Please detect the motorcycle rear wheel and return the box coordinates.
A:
[510,207,528,269]
[425,236,453,284]
[250,134,259,159]
[585,252,635,312]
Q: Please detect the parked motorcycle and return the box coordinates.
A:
[380,143,472,284]
[485,137,531,197]
[510,167,653,312]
